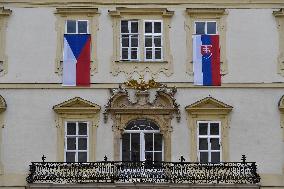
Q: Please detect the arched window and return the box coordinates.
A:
[121,119,163,162]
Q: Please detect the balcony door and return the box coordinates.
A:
[121,119,163,161]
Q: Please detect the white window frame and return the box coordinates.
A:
[65,20,89,34]
[64,121,89,162]
[194,21,218,35]
[120,129,164,161]
[120,20,140,61]
[144,20,163,61]
[197,120,221,163]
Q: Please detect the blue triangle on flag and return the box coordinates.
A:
[64,34,90,59]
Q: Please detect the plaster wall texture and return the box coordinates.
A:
[0,88,282,174]
[2,7,284,83]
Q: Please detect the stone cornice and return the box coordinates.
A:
[55,7,99,15]
[0,7,12,16]
[273,8,284,17]
[109,7,174,17]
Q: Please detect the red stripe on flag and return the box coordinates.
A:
[76,36,91,86]
[211,35,221,86]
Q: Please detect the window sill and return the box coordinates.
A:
[116,60,168,64]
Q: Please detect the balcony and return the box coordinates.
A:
[26,156,260,187]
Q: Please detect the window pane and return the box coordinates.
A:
[195,22,205,34]
[146,49,152,59]
[131,49,137,59]
[131,35,138,47]
[122,48,128,59]
[207,22,217,34]
[131,21,138,33]
[154,37,161,47]
[122,35,129,47]
[122,133,130,161]
[78,122,87,135]
[154,134,162,151]
[78,138,87,150]
[155,48,161,59]
[200,152,208,163]
[210,138,220,150]
[67,138,76,150]
[121,21,129,33]
[199,123,208,135]
[154,152,162,161]
[145,37,152,47]
[145,133,153,151]
[67,122,76,135]
[66,20,76,33]
[199,138,208,150]
[78,152,87,162]
[131,133,140,161]
[210,123,219,135]
[78,21,88,33]
[154,22,161,33]
[145,22,152,33]
[211,152,220,163]
[66,152,75,162]
[145,152,153,161]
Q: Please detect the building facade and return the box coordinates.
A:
[0,0,284,188]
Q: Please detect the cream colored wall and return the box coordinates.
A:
[0,88,282,174]
[2,7,284,83]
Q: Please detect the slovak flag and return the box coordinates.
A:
[62,34,91,86]
[192,35,221,86]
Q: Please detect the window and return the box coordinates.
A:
[0,7,12,76]
[109,8,174,77]
[194,21,217,35]
[121,119,163,161]
[66,20,89,34]
[54,8,99,75]
[53,97,101,161]
[186,8,228,75]
[65,121,89,162]
[185,97,233,162]
[197,121,221,163]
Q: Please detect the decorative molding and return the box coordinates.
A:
[185,96,232,162]
[53,97,101,161]
[54,8,99,76]
[0,94,6,175]
[104,85,180,161]
[0,95,7,113]
[0,7,12,77]
[109,7,174,77]
[125,78,164,91]
[273,9,284,76]
[185,8,228,76]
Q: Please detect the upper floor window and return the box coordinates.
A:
[194,21,217,35]
[121,119,163,162]
[66,20,89,34]
[65,121,89,162]
[197,121,221,163]
[109,8,174,77]
[120,20,163,61]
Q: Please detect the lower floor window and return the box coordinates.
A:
[197,121,221,163]
[65,121,89,162]
[121,119,163,161]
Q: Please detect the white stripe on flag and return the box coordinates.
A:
[62,38,76,86]
[193,35,203,85]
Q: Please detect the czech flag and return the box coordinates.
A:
[193,35,221,86]
[62,34,91,86]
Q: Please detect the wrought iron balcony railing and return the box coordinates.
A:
[26,156,260,184]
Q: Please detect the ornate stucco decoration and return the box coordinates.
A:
[0,7,12,77]
[109,7,174,77]
[53,97,101,161]
[273,9,284,76]
[104,85,180,161]
[0,95,6,174]
[125,78,164,91]
[185,8,228,76]
[278,95,284,130]
[185,96,233,161]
